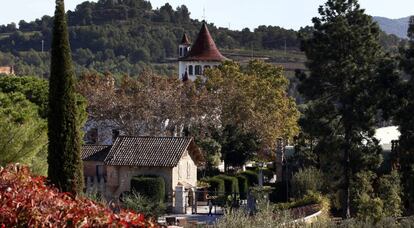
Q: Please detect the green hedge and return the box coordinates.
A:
[216,175,239,195]
[205,177,225,195]
[130,176,165,203]
[236,175,248,199]
[240,170,259,187]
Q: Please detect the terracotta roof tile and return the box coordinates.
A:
[179,22,227,62]
[82,145,111,162]
[181,33,191,45]
[104,136,195,167]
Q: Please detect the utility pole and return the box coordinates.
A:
[41,40,44,53]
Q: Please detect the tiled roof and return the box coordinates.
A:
[104,136,202,167]
[179,22,227,62]
[181,33,191,45]
[82,145,111,162]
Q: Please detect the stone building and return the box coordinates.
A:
[81,136,203,201]
[178,22,227,81]
[0,66,14,75]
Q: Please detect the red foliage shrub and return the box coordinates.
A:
[0,164,157,227]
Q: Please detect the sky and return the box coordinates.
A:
[0,0,413,31]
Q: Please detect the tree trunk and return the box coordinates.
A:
[342,130,351,219]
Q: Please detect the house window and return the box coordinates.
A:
[195,65,202,75]
[188,65,194,75]
[179,48,183,57]
[184,48,188,56]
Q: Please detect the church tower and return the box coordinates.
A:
[178,22,228,81]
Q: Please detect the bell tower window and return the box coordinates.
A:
[189,65,194,75]
[195,65,202,75]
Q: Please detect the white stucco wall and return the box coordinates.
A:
[178,61,221,81]
[172,149,198,189]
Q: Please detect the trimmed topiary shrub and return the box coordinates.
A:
[131,176,165,203]
[205,177,225,195]
[216,175,239,195]
[240,170,259,187]
[236,175,248,199]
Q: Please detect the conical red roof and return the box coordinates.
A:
[180,22,227,62]
[181,33,191,45]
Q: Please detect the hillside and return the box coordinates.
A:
[374,16,411,38]
[0,0,406,78]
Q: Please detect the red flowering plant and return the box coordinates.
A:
[0,164,158,227]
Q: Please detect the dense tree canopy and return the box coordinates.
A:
[396,16,414,211]
[77,71,217,138]
[297,0,399,218]
[0,76,49,175]
[206,60,299,149]
[0,0,402,78]
[0,92,48,175]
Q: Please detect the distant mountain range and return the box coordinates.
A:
[373,16,411,38]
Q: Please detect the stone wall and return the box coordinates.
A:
[106,165,173,199]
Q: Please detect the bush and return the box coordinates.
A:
[290,167,324,199]
[378,170,402,217]
[130,176,165,203]
[122,191,166,218]
[274,192,327,210]
[205,177,225,195]
[236,175,248,199]
[215,207,296,228]
[240,170,258,187]
[0,164,155,227]
[216,175,239,195]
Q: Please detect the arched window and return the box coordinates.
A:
[179,48,183,57]
[195,65,202,75]
[188,65,194,75]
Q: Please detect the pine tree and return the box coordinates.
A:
[297,0,394,218]
[397,16,414,211]
[47,0,84,194]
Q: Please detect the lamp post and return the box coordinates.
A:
[258,162,264,187]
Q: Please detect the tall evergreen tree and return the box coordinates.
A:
[297,0,395,218]
[397,16,414,211]
[48,0,84,194]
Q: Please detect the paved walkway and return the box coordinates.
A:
[158,206,224,226]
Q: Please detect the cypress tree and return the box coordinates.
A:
[47,0,84,194]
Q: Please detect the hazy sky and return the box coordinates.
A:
[1,0,413,30]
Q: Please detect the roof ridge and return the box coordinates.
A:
[83,144,112,146]
[117,135,193,139]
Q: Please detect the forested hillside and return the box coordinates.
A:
[374,16,411,38]
[0,0,406,77]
